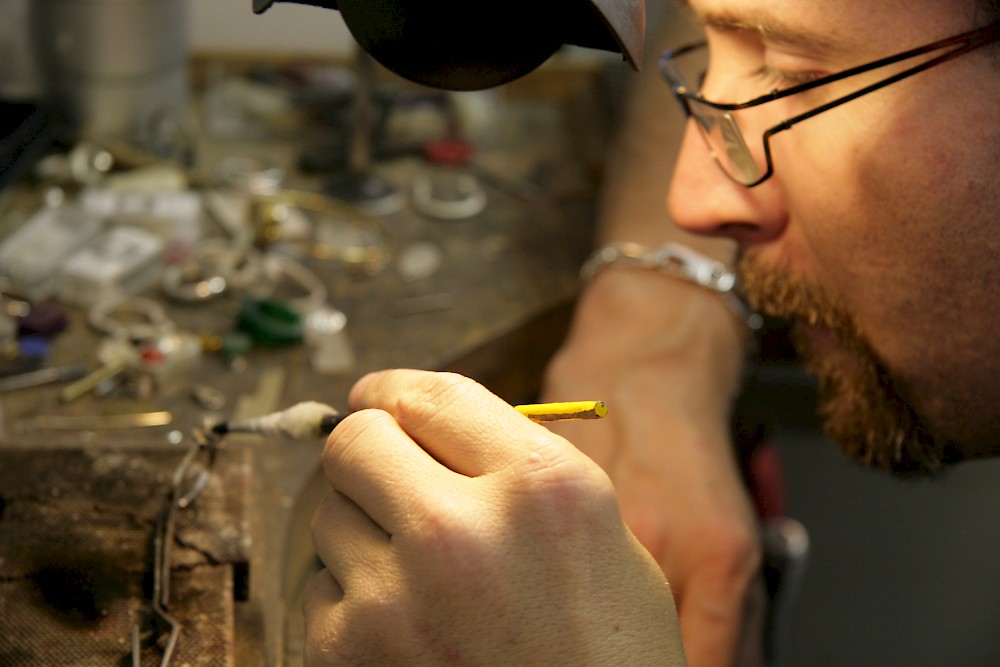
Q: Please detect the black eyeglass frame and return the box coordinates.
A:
[660,21,1000,187]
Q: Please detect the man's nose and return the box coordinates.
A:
[667,121,788,247]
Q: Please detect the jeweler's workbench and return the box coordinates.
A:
[0,60,611,666]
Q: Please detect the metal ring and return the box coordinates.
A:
[261,253,328,316]
[411,171,487,220]
[88,296,175,343]
[160,262,228,303]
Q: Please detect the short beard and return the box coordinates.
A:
[737,254,948,477]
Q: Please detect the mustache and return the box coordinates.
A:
[736,253,852,334]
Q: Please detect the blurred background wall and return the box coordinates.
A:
[188,1,354,57]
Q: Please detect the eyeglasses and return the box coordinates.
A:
[660,22,1000,187]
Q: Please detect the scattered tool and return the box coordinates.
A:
[210,400,340,440]
[514,400,607,422]
[0,362,88,393]
[209,399,608,442]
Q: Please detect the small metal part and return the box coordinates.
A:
[88,296,176,343]
[323,169,406,217]
[304,306,347,339]
[213,153,286,194]
[131,624,141,667]
[69,142,115,184]
[397,241,444,282]
[19,410,173,431]
[394,292,454,316]
[260,253,328,316]
[411,170,487,220]
[59,358,129,402]
[191,384,227,411]
[176,468,211,509]
[191,423,220,448]
[305,306,355,375]
[761,516,810,664]
[0,362,88,393]
[134,423,224,666]
[160,261,228,303]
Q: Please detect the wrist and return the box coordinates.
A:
[546,268,748,418]
[567,266,747,364]
[580,241,756,337]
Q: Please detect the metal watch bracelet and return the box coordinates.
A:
[580,241,760,332]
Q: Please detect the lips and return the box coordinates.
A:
[793,320,838,351]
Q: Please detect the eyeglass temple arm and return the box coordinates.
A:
[764,37,996,141]
[670,22,1000,112]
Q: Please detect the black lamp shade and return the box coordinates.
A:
[252,0,643,90]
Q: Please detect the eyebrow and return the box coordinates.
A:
[676,0,846,54]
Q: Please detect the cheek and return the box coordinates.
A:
[795,111,998,374]
[771,108,942,356]
[769,75,1000,441]
[772,113,878,274]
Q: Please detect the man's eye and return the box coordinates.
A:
[753,64,823,90]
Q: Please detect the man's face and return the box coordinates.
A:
[668,0,1000,473]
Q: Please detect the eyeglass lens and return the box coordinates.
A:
[687,99,763,185]
[666,46,765,185]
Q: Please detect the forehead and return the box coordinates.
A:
[679,0,973,47]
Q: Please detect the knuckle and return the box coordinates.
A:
[405,490,490,555]
[310,491,346,540]
[309,495,330,537]
[390,371,484,426]
[516,443,621,529]
[322,409,391,469]
[303,574,418,665]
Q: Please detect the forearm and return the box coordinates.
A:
[541,267,761,667]
[594,5,726,257]
[536,7,764,666]
[559,7,747,409]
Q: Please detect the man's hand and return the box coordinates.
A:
[303,369,687,666]
[542,269,763,667]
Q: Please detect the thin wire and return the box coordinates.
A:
[132,427,219,666]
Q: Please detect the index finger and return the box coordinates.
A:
[348,369,564,477]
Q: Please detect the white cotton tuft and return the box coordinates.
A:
[224,401,339,440]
